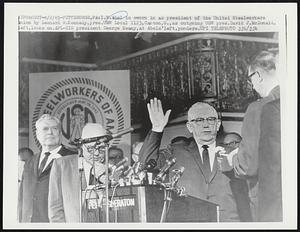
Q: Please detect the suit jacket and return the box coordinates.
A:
[140,131,244,222]
[19,145,74,222]
[49,155,108,223]
[48,155,81,223]
[234,85,280,220]
[258,99,282,221]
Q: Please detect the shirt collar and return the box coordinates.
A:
[196,141,216,170]
[83,158,94,187]
[197,141,216,151]
[42,145,62,155]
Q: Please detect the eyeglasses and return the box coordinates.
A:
[190,117,217,125]
[247,71,260,86]
[222,141,240,147]
[84,144,105,154]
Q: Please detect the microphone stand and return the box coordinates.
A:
[160,188,172,223]
[71,127,134,223]
[104,143,110,223]
[75,145,84,223]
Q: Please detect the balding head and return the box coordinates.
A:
[223,132,242,150]
[186,102,221,145]
[187,102,218,121]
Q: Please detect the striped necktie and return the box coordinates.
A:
[38,152,51,176]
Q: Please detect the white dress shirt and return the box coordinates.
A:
[196,142,216,171]
[83,158,94,187]
[39,145,62,171]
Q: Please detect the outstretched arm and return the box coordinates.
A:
[139,98,171,164]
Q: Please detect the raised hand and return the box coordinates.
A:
[147,98,171,132]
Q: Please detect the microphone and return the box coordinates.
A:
[111,157,129,171]
[171,166,185,187]
[71,127,134,145]
[123,166,134,178]
[144,159,157,171]
[155,157,176,180]
[132,161,141,174]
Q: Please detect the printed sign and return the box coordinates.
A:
[29,70,130,154]
[87,195,136,210]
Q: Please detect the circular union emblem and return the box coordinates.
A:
[32,77,125,148]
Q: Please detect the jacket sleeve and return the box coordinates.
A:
[139,130,164,164]
[235,102,262,178]
[48,159,66,222]
[257,100,282,221]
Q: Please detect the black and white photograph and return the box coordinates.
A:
[3,3,297,230]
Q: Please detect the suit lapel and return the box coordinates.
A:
[208,155,218,183]
[57,145,66,156]
[188,140,221,183]
[187,141,210,183]
[39,159,54,178]
[34,153,41,177]
[208,141,222,183]
[39,145,65,177]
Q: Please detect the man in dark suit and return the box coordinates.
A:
[231,50,280,220]
[258,99,282,221]
[19,114,74,222]
[139,98,246,222]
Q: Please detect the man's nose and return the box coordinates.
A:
[202,119,209,127]
[46,128,54,134]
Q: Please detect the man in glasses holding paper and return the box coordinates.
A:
[139,98,248,222]
[225,50,280,221]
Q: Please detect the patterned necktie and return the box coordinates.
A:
[38,152,51,176]
[202,145,211,178]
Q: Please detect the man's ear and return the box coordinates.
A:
[186,121,193,133]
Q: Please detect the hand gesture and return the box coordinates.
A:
[147,98,171,132]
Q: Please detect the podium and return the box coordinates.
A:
[83,185,219,222]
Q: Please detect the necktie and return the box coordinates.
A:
[202,145,211,178]
[38,152,51,176]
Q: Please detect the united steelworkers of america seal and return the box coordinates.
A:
[32,77,125,147]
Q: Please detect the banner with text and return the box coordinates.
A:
[29,70,130,155]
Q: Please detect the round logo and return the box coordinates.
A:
[32,77,125,148]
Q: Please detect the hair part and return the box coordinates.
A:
[249,50,277,73]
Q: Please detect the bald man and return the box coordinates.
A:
[223,133,242,150]
[139,98,248,222]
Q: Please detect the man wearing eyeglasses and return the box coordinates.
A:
[139,98,245,222]
[48,123,108,222]
[229,50,280,221]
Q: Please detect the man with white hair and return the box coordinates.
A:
[48,123,108,223]
[139,98,247,222]
[19,114,74,222]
